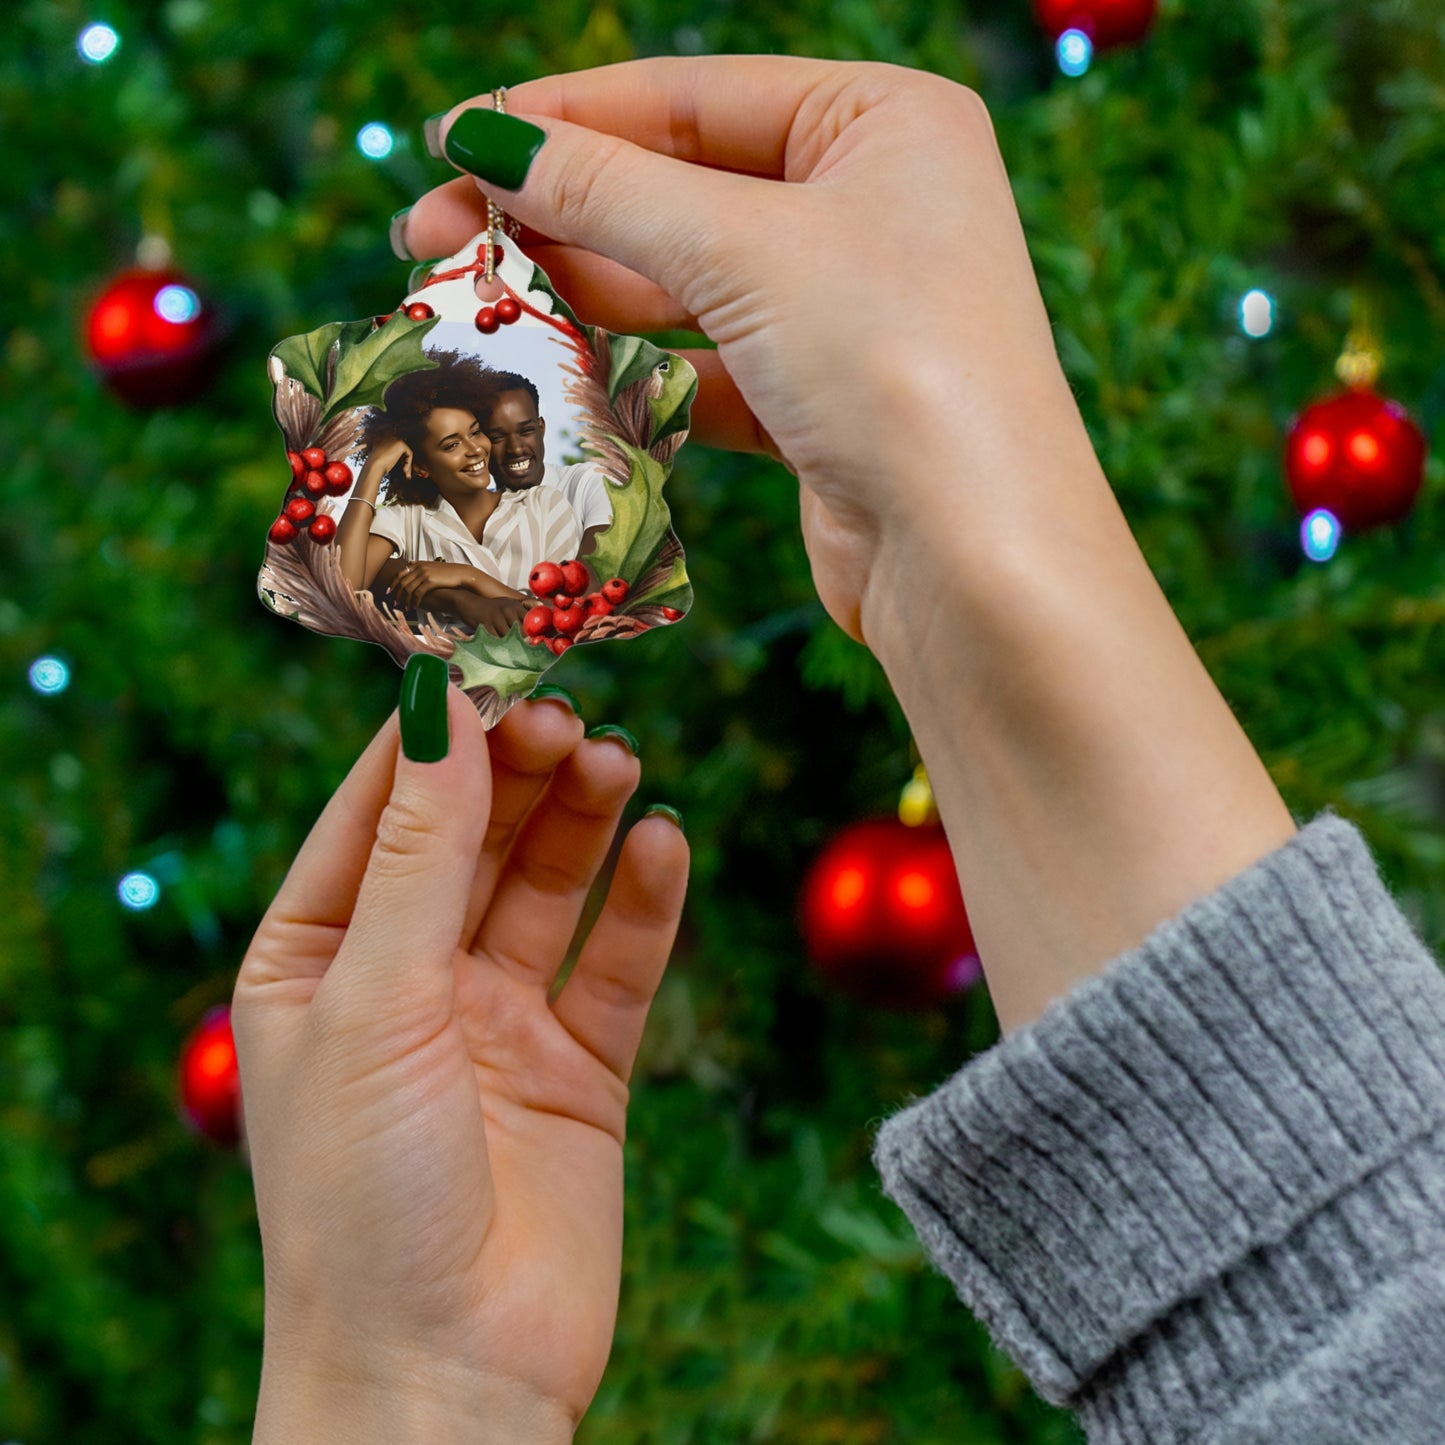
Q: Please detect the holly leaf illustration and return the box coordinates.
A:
[586,442,681,587]
[526,263,589,336]
[606,333,669,402]
[321,313,439,425]
[648,356,697,449]
[271,321,345,402]
[628,551,692,613]
[448,625,548,699]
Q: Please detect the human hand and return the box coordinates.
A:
[233,680,688,1442]
[388,558,488,610]
[367,435,414,480]
[403,58,1099,643]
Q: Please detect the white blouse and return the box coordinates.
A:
[365,486,582,592]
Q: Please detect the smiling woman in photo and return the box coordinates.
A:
[335,349,582,636]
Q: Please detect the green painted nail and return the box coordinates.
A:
[423,112,446,160]
[644,803,684,834]
[530,684,581,716]
[388,207,413,262]
[585,723,639,756]
[400,653,450,762]
[443,107,546,192]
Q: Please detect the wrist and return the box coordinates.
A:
[254,1347,574,1445]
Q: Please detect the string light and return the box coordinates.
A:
[1301,508,1341,563]
[356,122,395,159]
[1240,289,1274,338]
[1057,29,1093,76]
[118,872,161,910]
[28,657,70,695]
[153,284,201,324]
[78,22,120,64]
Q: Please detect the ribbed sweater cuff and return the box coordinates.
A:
[870,812,1445,1415]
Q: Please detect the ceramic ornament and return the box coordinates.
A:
[258,227,695,727]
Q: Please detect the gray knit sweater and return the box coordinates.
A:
[871,811,1445,1442]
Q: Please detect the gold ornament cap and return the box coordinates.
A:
[898,764,938,827]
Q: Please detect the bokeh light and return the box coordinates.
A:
[28,657,70,695]
[1057,29,1093,76]
[1301,508,1341,563]
[153,284,201,324]
[356,122,395,159]
[118,871,161,910]
[1240,288,1274,337]
[78,22,120,64]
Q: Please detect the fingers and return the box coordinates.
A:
[551,812,689,1083]
[470,733,642,991]
[432,103,762,316]
[503,56,858,177]
[460,695,587,946]
[237,714,404,991]
[320,686,493,1028]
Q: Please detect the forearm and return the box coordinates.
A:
[858,368,1296,1035]
[338,461,387,589]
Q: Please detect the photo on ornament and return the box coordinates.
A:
[258,229,696,727]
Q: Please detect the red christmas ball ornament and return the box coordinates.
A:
[1284,387,1427,533]
[178,1006,242,1147]
[495,296,522,325]
[475,306,500,335]
[1033,0,1156,49]
[800,818,980,1010]
[85,267,222,407]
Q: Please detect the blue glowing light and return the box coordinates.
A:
[154,284,201,324]
[356,123,395,159]
[118,871,161,910]
[1301,508,1341,563]
[1057,29,1093,76]
[78,22,120,64]
[1240,289,1274,338]
[28,657,70,695]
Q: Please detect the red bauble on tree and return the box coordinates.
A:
[1033,0,1157,50]
[1284,386,1427,533]
[178,1005,242,1148]
[800,817,981,1011]
[85,266,222,407]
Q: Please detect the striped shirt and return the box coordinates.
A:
[368,487,582,592]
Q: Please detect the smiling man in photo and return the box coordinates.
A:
[485,371,614,556]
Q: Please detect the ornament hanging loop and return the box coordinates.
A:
[483,88,522,284]
[1335,294,1383,391]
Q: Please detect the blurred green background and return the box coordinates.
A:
[4,0,1445,1440]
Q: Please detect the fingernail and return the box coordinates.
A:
[389,207,413,261]
[530,684,581,716]
[585,723,639,756]
[644,803,684,834]
[400,653,450,762]
[423,112,447,160]
[443,108,546,191]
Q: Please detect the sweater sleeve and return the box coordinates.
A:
[870,811,1445,1443]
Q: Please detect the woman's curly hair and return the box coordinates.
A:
[359,348,504,508]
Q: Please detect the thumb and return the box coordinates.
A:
[436,104,755,319]
[322,656,491,1029]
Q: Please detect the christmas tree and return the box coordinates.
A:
[3,1,1444,1441]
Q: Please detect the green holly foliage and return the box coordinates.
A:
[5,2,1445,1444]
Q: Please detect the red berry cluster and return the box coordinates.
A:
[270,446,351,545]
[373,302,435,327]
[522,560,629,655]
[476,297,522,335]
